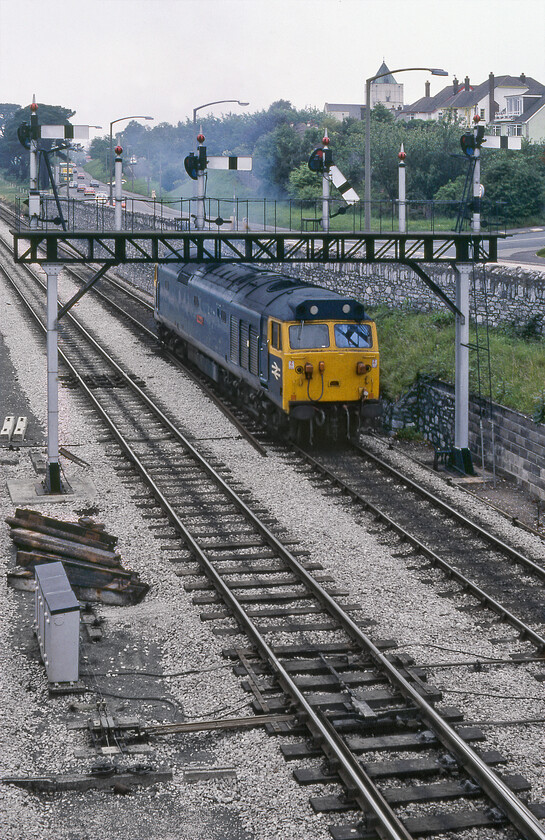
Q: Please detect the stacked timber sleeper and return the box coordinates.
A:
[5,508,149,606]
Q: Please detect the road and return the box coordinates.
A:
[496,228,545,266]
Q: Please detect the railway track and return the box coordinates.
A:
[55,246,545,652]
[288,439,545,648]
[1,236,544,839]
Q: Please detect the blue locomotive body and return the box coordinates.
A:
[154,262,380,439]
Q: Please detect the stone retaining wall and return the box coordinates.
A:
[386,376,545,501]
[278,260,545,334]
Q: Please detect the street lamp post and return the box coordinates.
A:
[191,100,249,230]
[192,99,249,126]
[109,115,153,203]
[364,67,448,230]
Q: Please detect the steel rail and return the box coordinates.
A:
[3,252,544,839]
[290,444,545,651]
[353,440,545,581]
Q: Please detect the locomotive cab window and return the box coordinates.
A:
[289,323,330,349]
[334,323,373,349]
[271,321,282,351]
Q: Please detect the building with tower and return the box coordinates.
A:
[368,62,404,113]
[325,62,403,122]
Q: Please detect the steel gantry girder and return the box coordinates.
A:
[11,229,500,265]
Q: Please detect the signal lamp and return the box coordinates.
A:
[356,361,366,375]
[304,362,314,380]
[460,133,475,156]
[318,361,325,373]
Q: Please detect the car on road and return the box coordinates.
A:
[95,193,108,203]
[77,182,86,192]
[90,180,100,187]
[84,186,95,196]
[77,173,85,180]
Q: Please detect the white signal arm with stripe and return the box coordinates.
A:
[330,165,359,204]
[207,156,252,171]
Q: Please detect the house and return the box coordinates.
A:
[402,72,545,141]
[489,75,545,141]
[324,103,365,122]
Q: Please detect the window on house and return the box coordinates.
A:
[480,109,485,119]
[506,97,522,116]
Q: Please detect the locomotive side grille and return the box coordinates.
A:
[240,321,250,370]
[249,327,259,376]
[230,316,240,364]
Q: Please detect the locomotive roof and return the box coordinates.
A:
[164,262,366,322]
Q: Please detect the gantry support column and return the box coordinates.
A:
[452,263,475,475]
[44,264,63,493]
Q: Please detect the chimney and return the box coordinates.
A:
[464,75,470,91]
[520,72,526,83]
[453,76,459,95]
[425,81,430,98]
[489,72,495,122]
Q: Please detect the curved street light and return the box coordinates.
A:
[193,99,249,126]
[109,115,153,202]
[364,67,448,229]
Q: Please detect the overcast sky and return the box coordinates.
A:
[1,0,544,144]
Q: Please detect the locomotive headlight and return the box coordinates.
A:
[342,304,350,314]
[310,305,318,315]
[304,362,314,379]
[357,362,371,375]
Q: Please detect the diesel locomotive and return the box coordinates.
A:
[154,262,380,441]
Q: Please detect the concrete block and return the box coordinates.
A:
[11,416,28,442]
[1,416,16,443]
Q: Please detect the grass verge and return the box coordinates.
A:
[372,306,545,418]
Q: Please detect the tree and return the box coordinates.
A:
[88,136,109,171]
[481,146,545,221]
[287,162,322,200]
[253,123,306,194]
[0,103,21,137]
[0,102,75,182]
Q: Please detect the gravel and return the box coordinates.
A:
[0,238,543,838]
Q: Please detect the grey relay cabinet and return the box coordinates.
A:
[34,562,80,684]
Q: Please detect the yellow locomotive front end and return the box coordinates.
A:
[267,315,380,439]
